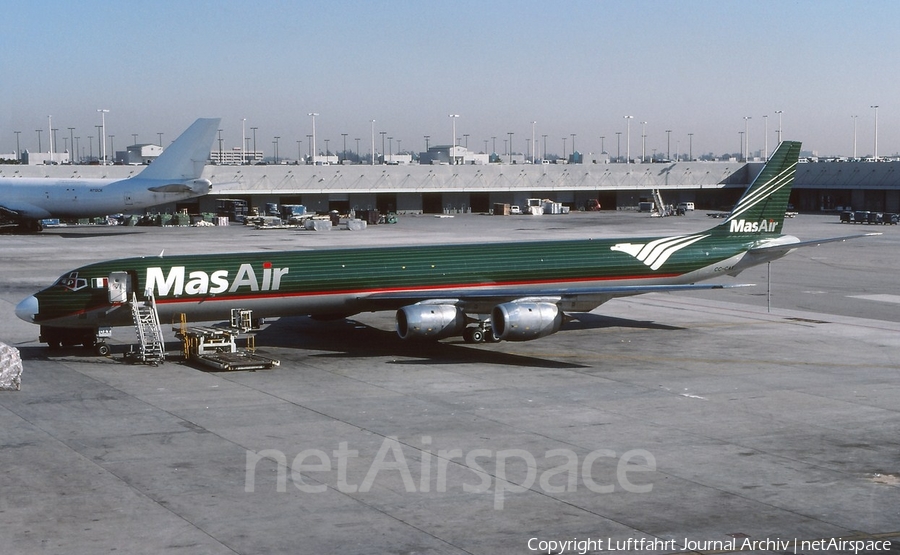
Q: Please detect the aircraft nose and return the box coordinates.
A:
[15,295,38,323]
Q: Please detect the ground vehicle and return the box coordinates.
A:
[677,202,695,211]
[509,205,522,215]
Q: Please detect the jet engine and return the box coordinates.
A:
[491,302,563,341]
[396,304,466,340]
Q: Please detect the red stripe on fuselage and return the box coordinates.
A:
[153,272,682,306]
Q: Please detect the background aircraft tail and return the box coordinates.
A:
[713,140,801,236]
[137,118,220,181]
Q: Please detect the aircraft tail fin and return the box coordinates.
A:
[713,140,801,236]
[137,118,220,181]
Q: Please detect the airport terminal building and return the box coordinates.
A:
[2,155,899,217]
[200,156,900,215]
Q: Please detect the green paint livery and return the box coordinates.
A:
[18,141,865,348]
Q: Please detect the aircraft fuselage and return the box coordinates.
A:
[0,176,209,220]
[18,233,767,330]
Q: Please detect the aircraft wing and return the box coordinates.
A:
[363,282,752,313]
[0,201,51,221]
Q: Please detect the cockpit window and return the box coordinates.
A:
[55,271,88,292]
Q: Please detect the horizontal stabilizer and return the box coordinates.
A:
[147,184,194,193]
[749,233,881,255]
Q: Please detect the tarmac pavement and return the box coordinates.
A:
[1,212,898,554]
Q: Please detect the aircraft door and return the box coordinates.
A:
[108,271,131,303]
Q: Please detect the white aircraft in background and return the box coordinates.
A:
[0,118,220,231]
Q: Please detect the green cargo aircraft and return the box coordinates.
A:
[14,140,867,353]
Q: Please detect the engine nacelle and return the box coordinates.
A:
[491,302,563,341]
[396,304,466,340]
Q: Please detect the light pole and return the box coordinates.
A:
[571,133,576,159]
[241,118,246,165]
[562,137,566,160]
[379,131,386,164]
[871,105,879,160]
[48,115,53,157]
[624,116,633,164]
[688,133,693,161]
[355,138,360,162]
[74,136,80,163]
[109,135,115,164]
[600,136,605,154]
[531,121,536,163]
[666,129,672,161]
[274,136,280,164]
[370,120,375,166]
[852,115,858,158]
[775,110,783,144]
[743,116,752,161]
[448,114,459,164]
[98,109,109,164]
[251,127,258,158]
[615,131,621,162]
[762,115,768,160]
[308,113,318,164]
[157,132,163,147]
[36,129,43,153]
[68,128,75,163]
[297,140,302,164]
[424,135,430,150]
[640,122,646,162]
[14,130,21,162]
[508,132,513,161]
[541,135,547,161]
[341,133,348,163]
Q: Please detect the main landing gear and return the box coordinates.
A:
[462,322,499,344]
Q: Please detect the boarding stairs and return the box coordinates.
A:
[651,189,673,217]
[128,292,165,365]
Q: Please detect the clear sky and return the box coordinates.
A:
[2,0,898,159]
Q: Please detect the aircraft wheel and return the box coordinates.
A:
[463,327,485,343]
[95,342,111,356]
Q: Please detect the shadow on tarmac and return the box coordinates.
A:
[253,314,683,369]
[11,312,682,369]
